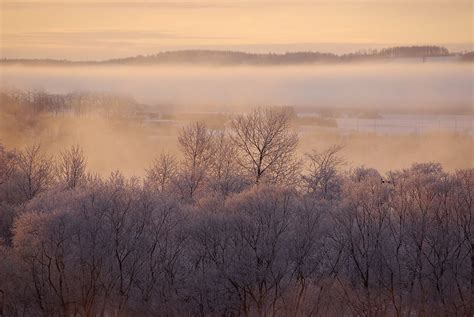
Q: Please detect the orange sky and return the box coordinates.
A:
[1,0,472,59]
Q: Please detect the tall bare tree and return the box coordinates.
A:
[303,144,345,199]
[207,130,247,197]
[230,107,299,185]
[16,144,54,200]
[58,145,87,189]
[177,122,215,200]
[145,153,178,193]
[0,145,16,187]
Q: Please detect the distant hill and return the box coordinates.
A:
[1,46,467,66]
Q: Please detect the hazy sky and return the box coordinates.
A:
[1,0,472,59]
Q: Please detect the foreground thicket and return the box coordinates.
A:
[0,108,472,317]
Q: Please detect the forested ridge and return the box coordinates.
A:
[2,46,469,66]
[0,107,472,316]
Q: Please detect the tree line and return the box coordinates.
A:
[0,89,139,117]
[1,46,462,66]
[0,107,472,316]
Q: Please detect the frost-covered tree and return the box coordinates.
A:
[145,152,178,193]
[207,130,249,197]
[15,144,55,201]
[58,145,87,189]
[0,141,472,317]
[176,122,215,201]
[303,144,345,199]
[230,107,300,185]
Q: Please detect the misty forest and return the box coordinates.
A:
[1,1,474,314]
[0,88,472,317]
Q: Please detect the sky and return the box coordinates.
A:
[0,0,473,60]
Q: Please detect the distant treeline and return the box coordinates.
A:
[0,89,140,116]
[1,45,471,66]
[460,51,474,62]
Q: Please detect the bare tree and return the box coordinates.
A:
[230,107,299,184]
[177,122,215,200]
[0,144,16,187]
[190,185,297,316]
[333,167,392,316]
[443,168,472,316]
[145,153,178,193]
[178,122,215,169]
[58,145,87,189]
[303,144,345,199]
[208,130,248,197]
[0,145,18,245]
[15,144,54,200]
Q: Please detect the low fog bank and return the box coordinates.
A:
[2,119,473,176]
[1,62,472,113]
[1,61,472,175]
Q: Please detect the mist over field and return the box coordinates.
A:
[1,60,473,177]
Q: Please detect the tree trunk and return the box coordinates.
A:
[471,242,474,316]
[0,290,4,317]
